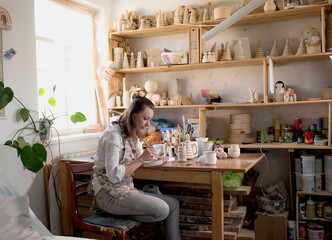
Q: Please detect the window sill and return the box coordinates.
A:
[48,132,102,145]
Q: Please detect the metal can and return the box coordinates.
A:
[316,117,323,130]
[295,118,302,130]
[324,204,332,219]
[299,221,306,238]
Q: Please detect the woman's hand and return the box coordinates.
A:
[140,147,156,162]
[161,156,168,164]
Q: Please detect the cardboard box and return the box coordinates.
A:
[161,52,187,65]
[254,211,288,240]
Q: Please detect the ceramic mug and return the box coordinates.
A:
[153,144,165,157]
[196,137,209,156]
[202,141,214,154]
[198,151,217,165]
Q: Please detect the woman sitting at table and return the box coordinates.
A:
[91,95,180,240]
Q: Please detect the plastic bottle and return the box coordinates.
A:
[287,220,296,240]
[306,197,316,218]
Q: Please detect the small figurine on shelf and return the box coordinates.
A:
[274,81,285,102]
[270,38,279,57]
[284,86,297,102]
[122,52,129,69]
[222,42,232,61]
[136,51,144,68]
[234,40,246,60]
[189,7,197,23]
[130,52,135,68]
[282,38,293,56]
[296,38,307,55]
[219,43,224,61]
[210,42,219,62]
[260,128,271,143]
[249,88,258,103]
[255,40,265,58]
[183,7,189,24]
[156,10,164,27]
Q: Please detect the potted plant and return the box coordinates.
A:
[0,82,86,173]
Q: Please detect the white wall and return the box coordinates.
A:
[109,0,332,188]
[0,0,111,230]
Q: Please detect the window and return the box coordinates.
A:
[34,0,97,134]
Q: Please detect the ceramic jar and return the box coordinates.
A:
[177,146,187,162]
[228,144,240,158]
[113,48,123,69]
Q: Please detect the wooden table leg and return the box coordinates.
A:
[60,162,73,236]
[212,171,224,240]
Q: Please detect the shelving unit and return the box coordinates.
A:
[108,4,332,148]
[295,191,332,239]
[108,4,332,240]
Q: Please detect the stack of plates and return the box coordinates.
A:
[228,113,255,144]
[326,17,332,51]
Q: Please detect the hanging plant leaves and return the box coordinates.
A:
[48,97,56,108]
[38,87,46,96]
[17,136,31,148]
[20,143,47,173]
[0,84,14,110]
[70,112,86,123]
[20,108,30,122]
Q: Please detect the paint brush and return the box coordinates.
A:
[143,141,160,160]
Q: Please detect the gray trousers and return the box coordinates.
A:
[95,188,181,240]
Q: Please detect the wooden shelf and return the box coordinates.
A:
[114,53,332,74]
[109,5,329,39]
[199,5,327,27]
[223,142,330,149]
[109,100,332,112]
[297,191,332,197]
[299,217,332,222]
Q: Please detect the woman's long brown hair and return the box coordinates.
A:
[118,96,154,138]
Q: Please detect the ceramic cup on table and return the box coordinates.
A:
[198,151,217,165]
[196,137,209,156]
[153,144,165,158]
[202,141,214,155]
[176,146,187,162]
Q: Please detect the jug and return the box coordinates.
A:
[185,140,198,159]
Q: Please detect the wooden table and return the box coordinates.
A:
[60,152,266,240]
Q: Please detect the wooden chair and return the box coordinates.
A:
[66,162,158,240]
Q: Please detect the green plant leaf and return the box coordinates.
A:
[17,136,31,148]
[0,81,3,88]
[0,86,14,110]
[70,112,86,123]
[48,97,56,108]
[20,143,46,173]
[38,87,46,96]
[20,108,30,122]
[4,140,12,146]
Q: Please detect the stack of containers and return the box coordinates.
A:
[325,154,332,192]
[295,157,302,191]
[301,155,315,193]
[315,158,323,192]
[228,113,254,144]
